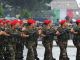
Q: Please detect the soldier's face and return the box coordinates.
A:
[49,22,53,26]
[63,22,68,27]
[78,23,80,26]
[31,23,36,27]
[15,23,20,27]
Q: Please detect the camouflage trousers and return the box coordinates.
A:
[6,42,24,60]
[24,39,39,60]
[25,41,36,60]
[76,47,80,60]
[15,43,24,60]
[0,42,5,60]
[34,41,39,60]
[57,40,69,60]
[6,43,15,60]
[42,40,55,60]
[0,42,12,60]
[73,40,80,60]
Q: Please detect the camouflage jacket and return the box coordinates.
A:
[0,27,5,42]
[73,26,80,41]
[8,27,22,43]
[57,27,70,40]
[26,28,38,42]
[42,27,56,41]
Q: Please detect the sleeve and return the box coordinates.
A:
[52,28,57,35]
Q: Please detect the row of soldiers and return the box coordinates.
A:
[0,18,80,60]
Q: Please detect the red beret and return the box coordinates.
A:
[59,20,67,25]
[5,20,11,23]
[76,19,80,23]
[44,20,51,25]
[0,20,3,23]
[10,19,23,25]
[2,21,6,25]
[27,19,36,24]
[10,20,18,26]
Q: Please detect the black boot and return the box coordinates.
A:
[52,58,56,60]
[53,58,56,60]
[0,56,4,60]
[63,57,69,60]
[15,52,23,60]
[67,57,69,60]
[76,57,80,60]
[35,57,40,60]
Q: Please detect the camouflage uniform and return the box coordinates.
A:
[22,19,39,60]
[42,27,56,60]
[12,27,24,60]
[4,26,23,60]
[57,27,70,60]
[3,27,13,60]
[73,26,80,60]
[0,27,6,60]
[26,28,38,60]
[6,27,16,60]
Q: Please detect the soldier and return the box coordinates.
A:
[41,20,56,60]
[0,19,11,60]
[3,20,12,60]
[21,22,29,47]
[0,19,6,60]
[71,19,80,60]
[22,19,39,60]
[56,20,70,60]
[10,20,24,60]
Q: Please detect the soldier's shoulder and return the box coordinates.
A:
[33,27,39,31]
[41,27,46,30]
[51,27,57,32]
[73,26,78,30]
[57,26,61,30]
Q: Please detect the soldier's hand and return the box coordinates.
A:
[0,31,6,35]
[0,31,3,35]
[41,34,46,37]
[3,32,10,36]
[70,28,74,33]
[70,28,78,34]
[38,29,42,35]
[21,34,29,38]
[74,32,78,34]
[56,31,60,35]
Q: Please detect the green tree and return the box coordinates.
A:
[6,0,52,11]
[1,0,52,17]
[0,4,4,17]
[20,9,31,18]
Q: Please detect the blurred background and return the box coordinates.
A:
[0,0,80,23]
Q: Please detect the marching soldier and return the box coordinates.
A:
[21,19,39,60]
[10,20,24,60]
[3,20,12,60]
[41,20,56,60]
[0,19,6,60]
[0,19,11,60]
[56,20,70,60]
[71,19,80,60]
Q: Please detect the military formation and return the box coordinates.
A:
[0,18,80,60]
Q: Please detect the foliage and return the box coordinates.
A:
[6,0,52,11]
[20,9,31,18]
[0,4,4,17]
